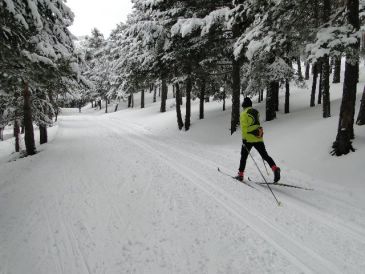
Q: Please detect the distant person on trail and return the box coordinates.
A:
[235,97,280,183]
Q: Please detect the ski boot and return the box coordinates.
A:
[272,166,281,183]
[235,171,244,182]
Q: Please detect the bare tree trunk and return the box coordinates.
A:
[333,59,358,155]
[322,56,331,118]
[175,83,184,130]
[185,72,192,131]
[14,118,20,152]
[180,87,183,106]
[322,0,331,118]
[274,81,279,111]
[39,124,48,144]
[333,56,341,83]
[332,0,359,156]
[310,62,318,107]
[105,96,108,113]
[231,59,241,134]
[223,89,226,111]
[160,78,168,112]
[305,62,310,80]
[258,89,263,103]
[297,57,303,80]
[128,94,132,108]
[318,61,323,105]
[23,81,36,155]
[266,83,277,121]
[199,78,205,120]
[356,85,365,125]
[141,89,145,108]
[0,111,3,141]
[153,85,157,103]
[285,80,290,114]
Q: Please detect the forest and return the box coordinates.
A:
[1,0,365,157]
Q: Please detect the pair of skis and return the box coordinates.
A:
[217,167,313,191]
[217,167,313,206]
[217,168,258,189]
[248,178,314,191]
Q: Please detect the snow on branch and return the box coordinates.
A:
[306,25,360,62]
[21,50,55,66]
[171,8,230,38]
[171,18,204,37]
[201,8,230,36]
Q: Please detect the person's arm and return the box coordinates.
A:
[240,112,249,140]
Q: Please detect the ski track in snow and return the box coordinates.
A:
[107,117,365,242]
[101,117,365,274]
[0,113,364,273]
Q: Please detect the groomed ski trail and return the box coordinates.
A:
[106,117,365,243]
[1,113,365,273]
[101,116,365,273]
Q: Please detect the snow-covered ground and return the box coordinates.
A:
[1,78,365,273]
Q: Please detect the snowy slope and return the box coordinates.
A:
[1,78,365,274]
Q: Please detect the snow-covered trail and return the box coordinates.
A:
[1,112,365,274]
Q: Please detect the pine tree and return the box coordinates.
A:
[1,0,80,155]
[332,0,360,156]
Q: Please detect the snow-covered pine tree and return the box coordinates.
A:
[169,0,242,131]
[106,2,164,111]
[233,0,304,121]
[1,0,80,155]
[82,28,108,108]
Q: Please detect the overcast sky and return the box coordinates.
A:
[66,0,133,38]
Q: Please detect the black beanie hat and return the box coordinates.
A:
[242,97,252,108]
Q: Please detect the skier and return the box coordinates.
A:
[236,97,281,183]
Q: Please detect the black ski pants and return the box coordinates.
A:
[239,141,276,172]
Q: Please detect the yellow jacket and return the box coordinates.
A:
[240,107,264,143]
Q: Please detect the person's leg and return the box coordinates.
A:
[239,142,253,172]
[236,142,253,181]
[253,142,276,167]
[253,142,281,182]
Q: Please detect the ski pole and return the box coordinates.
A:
[262,157,270,176]
[244,145,281,206]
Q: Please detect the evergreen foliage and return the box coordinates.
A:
[0,0,84,155]
[2,0,365,156]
